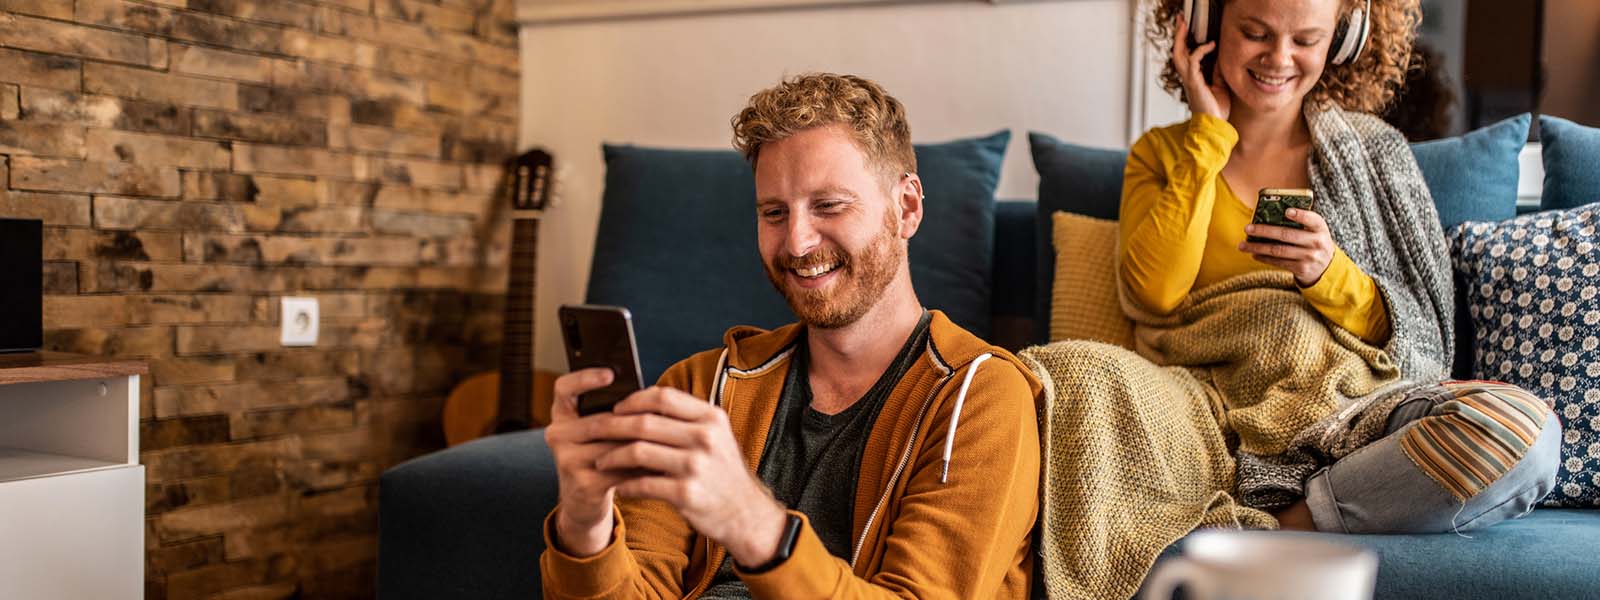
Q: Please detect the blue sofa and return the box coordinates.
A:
[379,118,1600,599]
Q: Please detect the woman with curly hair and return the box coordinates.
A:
[1022,1,1561,597]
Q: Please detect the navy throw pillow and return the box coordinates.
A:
[588,132,1008,382]
[1539,115,1600,211]
[1027,132,1126,342]
[1452,203,1600,507]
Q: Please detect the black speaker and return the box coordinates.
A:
[1,218,43,353]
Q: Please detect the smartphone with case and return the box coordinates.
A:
[558,304,645,416]
[1248,188,1316,245]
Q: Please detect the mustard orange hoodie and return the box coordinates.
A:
[540,310,1043,599]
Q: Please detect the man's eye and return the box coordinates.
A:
[762,208,785,220]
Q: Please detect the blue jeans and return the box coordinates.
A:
[1305,382,1562,534]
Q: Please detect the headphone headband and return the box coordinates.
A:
[1185,0,1371,65]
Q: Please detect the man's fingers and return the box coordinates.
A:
[582,412,708,448]
[551,368,615,422]
[554,368,616,400]
[596,440,695,476]
[613,387,719,423]
[613,475,686,506]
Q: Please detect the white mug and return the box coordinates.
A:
[1141,531,1378,600]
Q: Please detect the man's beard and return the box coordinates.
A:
[764,209,903,330]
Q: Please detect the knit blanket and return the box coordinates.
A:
[1021,108,1456,600]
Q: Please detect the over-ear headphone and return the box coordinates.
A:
[1184,0,1372,65]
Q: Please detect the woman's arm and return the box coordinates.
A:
[1301,249,1392,345]
[1119,114,1239,314]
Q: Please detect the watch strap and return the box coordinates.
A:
[740,512,804,575]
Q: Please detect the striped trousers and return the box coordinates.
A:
[1305,381,1562,533]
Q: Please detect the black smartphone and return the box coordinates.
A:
[1248,188,1316,245]
[558,304,645,416]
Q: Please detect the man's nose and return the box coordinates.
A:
[785,212,820,258]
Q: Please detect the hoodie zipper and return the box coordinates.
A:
[848,375,953,567]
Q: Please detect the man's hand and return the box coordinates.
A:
[589,387,791,569]
[545,368,630,557]
[1239,207,1337,287]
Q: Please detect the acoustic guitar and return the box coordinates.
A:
[442,149,557,446]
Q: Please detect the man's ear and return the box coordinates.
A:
[897,174,924,240]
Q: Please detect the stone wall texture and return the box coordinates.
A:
[0,0,520,597]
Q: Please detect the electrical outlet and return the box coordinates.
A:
[280,297,319,347]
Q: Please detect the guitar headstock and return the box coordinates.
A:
[510,148,554,211]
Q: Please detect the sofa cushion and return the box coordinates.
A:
[1028,133,1126,342]
[380,429,555,599]
[1452,203,1600,507]
[1411,113,1531,229]
[1538,115,1600,211]
[589,132,1008,382]
[1029,115,1530,346]
[1049,211,1132,347]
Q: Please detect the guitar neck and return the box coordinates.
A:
[497,215,538,427]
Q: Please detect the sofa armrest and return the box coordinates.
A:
[379,429,558,600]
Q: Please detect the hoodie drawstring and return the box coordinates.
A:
[940,353,992,483]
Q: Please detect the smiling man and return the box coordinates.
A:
[538,73,1043,600]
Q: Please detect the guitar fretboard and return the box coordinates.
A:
[497,216,538,428]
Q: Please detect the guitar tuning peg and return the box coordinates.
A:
[545,163,570,210]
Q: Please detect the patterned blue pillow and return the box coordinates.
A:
[1452,203,1600,507]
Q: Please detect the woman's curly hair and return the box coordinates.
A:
[1145,0,1422,114]
[731,73,915,178]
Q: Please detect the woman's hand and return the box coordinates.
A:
[1239,208,1336,287]
[1173,15,1231,121]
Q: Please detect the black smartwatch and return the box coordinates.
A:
[740,512,804,574]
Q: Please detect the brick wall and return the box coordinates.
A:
[0,0,521,597]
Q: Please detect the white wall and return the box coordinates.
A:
[519,0,1137,371]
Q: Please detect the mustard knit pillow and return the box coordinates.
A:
[1049,211,1135,348]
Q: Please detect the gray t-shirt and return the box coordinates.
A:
[698,312,932,599]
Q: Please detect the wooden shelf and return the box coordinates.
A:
[0,446,124,484]
[0,352,147,386]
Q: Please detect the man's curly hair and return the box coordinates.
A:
[731,73,916,179]
[1145,0,1422,114]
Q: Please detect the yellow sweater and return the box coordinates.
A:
[540,311,1043,599]
[1120,113,1391,344]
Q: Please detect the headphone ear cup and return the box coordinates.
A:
[1185,0,1219,46]
[1350,7,1372,61]
[1327,13,1351,64]
[1329,2,1372,65]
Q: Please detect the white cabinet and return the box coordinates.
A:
[0,353,146,600]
